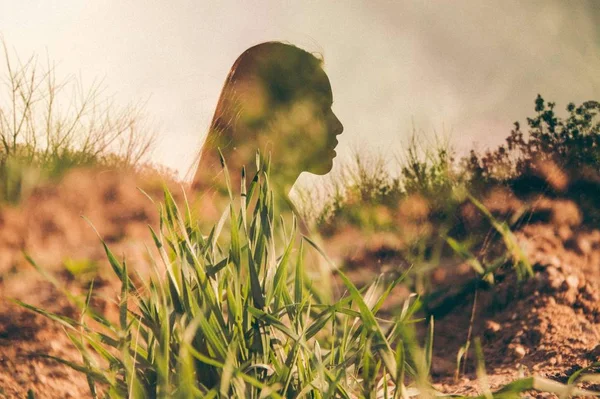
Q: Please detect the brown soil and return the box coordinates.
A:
[0,168,182,398]
[430,221,600,396]
[2,169,600,398]
[422,190,600,397]
[325,184,600,397]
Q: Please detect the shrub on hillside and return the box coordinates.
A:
[467,95,600,184]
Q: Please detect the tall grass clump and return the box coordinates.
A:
[18,155,439,398]
[316,133,461,236]
[315,151,402,233]
[0,40,155,203]
[399,133,459,200]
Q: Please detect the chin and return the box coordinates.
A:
[308,160,334,175]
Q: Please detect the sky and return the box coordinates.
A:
[1,1,599,186]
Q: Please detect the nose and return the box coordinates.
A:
[332,113,343,136]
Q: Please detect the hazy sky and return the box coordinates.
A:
[1,1,599,184]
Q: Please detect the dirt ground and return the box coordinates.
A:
[430,220,600,396]
[327,186,600,397]
[0,168,181,398]
[422,190,600,396]
[2,169,600,398]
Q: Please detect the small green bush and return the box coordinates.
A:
[400,134,459,201]
[467,95,600,183]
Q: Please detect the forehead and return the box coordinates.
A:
[311,69,333,104]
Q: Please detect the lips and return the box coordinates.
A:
[329,141,339,155]
[325,140,338,157]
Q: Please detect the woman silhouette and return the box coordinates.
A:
[192,42,343,205]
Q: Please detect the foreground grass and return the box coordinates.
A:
[18,158,430,398]
[17,156,600,398]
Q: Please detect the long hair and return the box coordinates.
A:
[192,42,325,190]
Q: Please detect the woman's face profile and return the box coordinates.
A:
[264,68,344,177]
[306,71,344,175]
